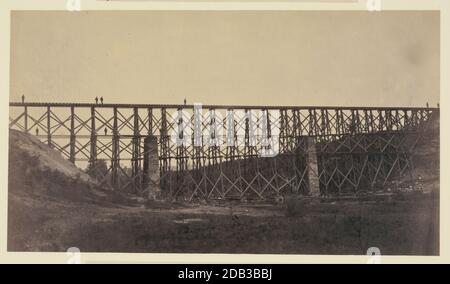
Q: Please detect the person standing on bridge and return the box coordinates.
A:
[100,97,104,104]
[95,97,98,104]
[104,127,108,136]
[21,94,25,103]
[184,98,187,105]
[35,128,39,136]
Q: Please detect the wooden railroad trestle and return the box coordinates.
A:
[9,102,439,201]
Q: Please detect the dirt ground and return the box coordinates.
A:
[8,189,439,255]
[7,128,439,255]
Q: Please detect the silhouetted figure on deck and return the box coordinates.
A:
[100,97,104,104]
[184,98,186,105]
[438,102,440,108]
[104,127,108,136]
[95,97,98,104]
[426,102,429,108]
[21,95,25,103]
[35,128,39,136]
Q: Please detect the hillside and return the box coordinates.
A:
[8,129,141,251]
[8,129,123,203]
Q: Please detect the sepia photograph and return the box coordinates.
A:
[6,9,440,257]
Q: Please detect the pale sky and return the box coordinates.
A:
[10,11,439,107]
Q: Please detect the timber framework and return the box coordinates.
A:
[9,102,439,201]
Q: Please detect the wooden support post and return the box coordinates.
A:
[404,109,409,130]
[386,110,392,131]
[160,108,170,195]
[89,106,97,175]
[279,109,286,153]
[378,110,384,132]
[132,107,140,194]
[321,109,326,136]
[47,106,52,147]
[340,110,346,134]
[325,109,331,136]
[313,109,319,136]
[394,110,399,130]
[292,109,300,137]
[355,110,362,133]
[111,107,119,189]
[350,110,356,135]
[308,109,314,136]
[148,108,153,135]
[369,110,374,133]
[176,108,185,175]
[24,106,28,133]
[335,109,341,136]
[364,110,370,133]
[69,106,76,163]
